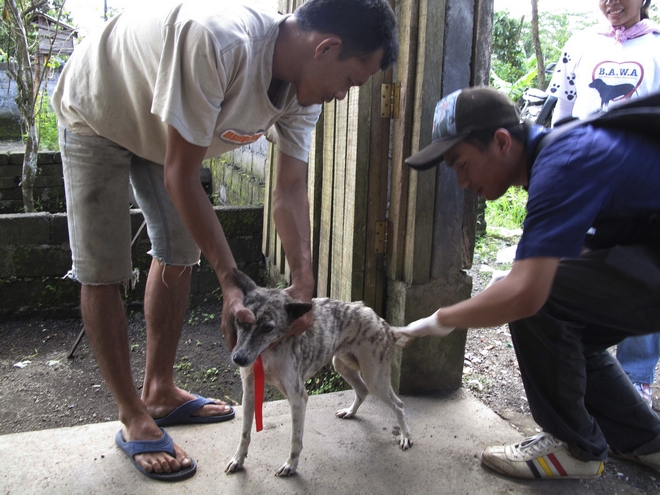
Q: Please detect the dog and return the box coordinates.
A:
[225,269,412,477]
[589,78,635,109]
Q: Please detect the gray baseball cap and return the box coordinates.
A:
[405,87,520,170]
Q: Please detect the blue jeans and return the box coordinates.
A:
[616,334,660,384]
[510,243,660,461]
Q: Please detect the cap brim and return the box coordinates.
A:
[404,135,466,170]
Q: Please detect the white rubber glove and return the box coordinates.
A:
[486,269,510,289]
[395,310,456,347]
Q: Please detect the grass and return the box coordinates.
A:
[473,186,527,273]
[306,364,350,395]
[485,186,527,230]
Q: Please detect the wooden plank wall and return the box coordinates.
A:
[388,0,420,283]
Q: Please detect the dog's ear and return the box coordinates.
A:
[233,267,257,295]
[285,302,313,322]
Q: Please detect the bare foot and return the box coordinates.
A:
[145,388,233,421]
[122,417,193,474]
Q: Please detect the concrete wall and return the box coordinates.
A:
[0,64,62,116]
[0,206,265,318]
[0,64,62,138]
[206,137,268,206]
[0,151,65,213]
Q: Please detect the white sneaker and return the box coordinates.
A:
[610,448,660,473]
[481,433,605,480]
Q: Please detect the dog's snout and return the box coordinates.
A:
[232,351,249,367]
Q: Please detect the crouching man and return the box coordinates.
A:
[401,87,660,480]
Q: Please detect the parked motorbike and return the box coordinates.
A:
[516,63,557,128]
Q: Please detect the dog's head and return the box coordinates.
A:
[230,268,312,367]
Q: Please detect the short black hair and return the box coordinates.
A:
[294,0,398,70]
[463,122,529,152]
[642,0,652,20]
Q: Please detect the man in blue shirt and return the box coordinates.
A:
[401,87,660,480]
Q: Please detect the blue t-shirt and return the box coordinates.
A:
[516,125,660,260]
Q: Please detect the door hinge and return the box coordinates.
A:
[375,221,388,254]
[380,83,400,119]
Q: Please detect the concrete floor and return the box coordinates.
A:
[0,389,632,494]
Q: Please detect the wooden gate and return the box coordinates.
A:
[263,0,490,330]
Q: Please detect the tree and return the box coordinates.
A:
[1,0,71,212]
[530,0,545,90]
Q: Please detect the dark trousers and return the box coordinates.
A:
[509,242,660,462]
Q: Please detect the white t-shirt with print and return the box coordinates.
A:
[548,28,660,123]
[52,0,321,165]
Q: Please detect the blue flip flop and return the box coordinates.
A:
[114,428,197,482]
[154,394,235,427]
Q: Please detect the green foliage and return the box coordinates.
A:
[187,308,216,325]
[174,357,193,374]
[652,4,660,24]
[491,57,539,101]
[35,91,59,151]
[306,364,350,395]
[204,367,220,382]
[491,11,526,85]
[485,187,528,230]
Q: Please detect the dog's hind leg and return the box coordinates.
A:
[226,366,255,473]
[332,355,369,418]
[360,364,413,450]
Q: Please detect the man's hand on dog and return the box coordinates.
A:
[221,287,255,350]
[395,309,456,347]
[283,284,313,337]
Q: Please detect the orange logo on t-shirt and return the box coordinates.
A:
[220,129,264,145]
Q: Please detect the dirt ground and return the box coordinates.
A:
[1,233,660,493]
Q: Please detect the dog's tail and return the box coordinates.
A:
[391,328,416,348]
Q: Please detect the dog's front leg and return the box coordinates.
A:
[275,380,308,477]
[226,365,255,473]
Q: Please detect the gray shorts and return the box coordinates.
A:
[59,128,200,285]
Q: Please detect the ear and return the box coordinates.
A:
[493,128,512,156]
[313,37,342,60]
[233,267,257,295]
[285,302,313,322]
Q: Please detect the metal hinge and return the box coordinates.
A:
[375,221,388,254]
[380,83,400,119]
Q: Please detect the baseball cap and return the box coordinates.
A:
[405,87,520,170]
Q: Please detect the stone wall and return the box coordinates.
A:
[0,206,265,317]
[0,151,65,213]
[206,138,268,206]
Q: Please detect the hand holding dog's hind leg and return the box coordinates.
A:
[395,310,455,346]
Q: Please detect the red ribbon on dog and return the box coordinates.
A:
[253,355,264,432]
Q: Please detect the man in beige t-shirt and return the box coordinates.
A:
[53,0,397,481]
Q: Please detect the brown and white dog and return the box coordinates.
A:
[225,269,412,477]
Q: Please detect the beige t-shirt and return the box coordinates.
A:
[52,0,321,164]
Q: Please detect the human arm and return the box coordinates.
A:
[400,257,560,340]
[272,150,315,336]
[440,256,560,328]
[163,126,255,348]
[486,269,511,288]
[547,34,581,126]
